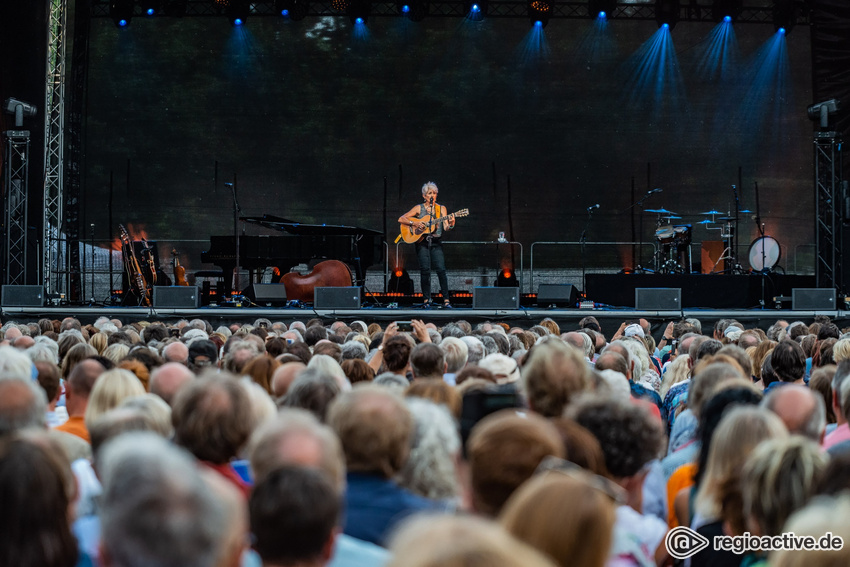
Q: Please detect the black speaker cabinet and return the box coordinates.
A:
[248,283,288,306]
[473,287,520,309]
[153,286,199,308]
[315,286,361,309]
[792,288,835,310]
[635,287,681,310]
[1,285,44,307]
[537,284,579,308]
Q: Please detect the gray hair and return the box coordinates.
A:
[460,336,485,366]
[341,341,368,361]
[373,372,409,394]
[99,432,228,567]
[396,398,460,501]
[440,337,469,374]
[0,345,35,380]
[421,181,438,197]
[0,375,48,434]
[26,341,60,365]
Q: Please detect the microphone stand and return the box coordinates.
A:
[580,207,597,301]
[623,190,661,273]
[754,181,768,307]
[226,180,242,298]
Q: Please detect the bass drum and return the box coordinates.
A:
[749,236,781,271]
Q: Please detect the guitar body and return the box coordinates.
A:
[399,208,470,244]
[280,260,354,302]
[172,249,189,286]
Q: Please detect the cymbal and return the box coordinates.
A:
[646,208,677,214]
[697,220,713,224]
[663,215,682,220]
[740,209,753,214]
[718,216,736,222]
[699,210,723,215]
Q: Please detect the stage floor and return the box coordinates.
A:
[3,305,847,337]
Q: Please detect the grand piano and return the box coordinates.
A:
[201,215,383,295]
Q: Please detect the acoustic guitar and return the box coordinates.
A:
[400,208,469,244]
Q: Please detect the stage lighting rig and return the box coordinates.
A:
[3,98,37,128]
[465,0,487,21]
[808,99,841,129]
[655,0,679,29]
[528,0,552,27]
[109,0,134,27]
[588,0,616,19]
[711,0,742,22]
[397,0,429,21]
[773,0,797,34]
[139,0,161,16]
[227,0,250,24]
[348,0,371,24]
[276,0,309,19]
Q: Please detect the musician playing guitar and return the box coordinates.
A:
[398,181,457,307]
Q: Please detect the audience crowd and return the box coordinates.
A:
[2,313,850,566]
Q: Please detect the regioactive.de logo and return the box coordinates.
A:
[665,526,710,559]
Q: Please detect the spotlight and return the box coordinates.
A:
[275,0,309,20]
[773,0,797,34]
[348,0,370,24]
[397,0,429,21]
[465,0,487,21]
[3,98,37,128]
[807,98,841,129]
[711,0,742,22]
[109,0,134,27]
[655,0,679,29]
[528,0,552,27]
[227,0,250,25]
[139,0,161,16]
[497,269,518,288]
[588,0,616,19]
[388,268,414,295]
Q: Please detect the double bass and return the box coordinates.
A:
[119,224,151,306]
[279,260,353,302]
[172,249,189,286]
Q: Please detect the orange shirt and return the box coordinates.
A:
[667,462,697,529]
[54,415,90,443]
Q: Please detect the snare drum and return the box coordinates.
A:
[655,225,676,244]
[749,236,781,271]
[672,224,692,246]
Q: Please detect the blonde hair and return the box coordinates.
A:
[695,406,788,522]
[388,514,556,567]
[85,369,146,429]
[832,338,850,364]
[660,355,691,398]
[772,493,850,567]
[742,436,828,536]
[89,332,109,355]
[101,343,130,365]
[500,472,615,567]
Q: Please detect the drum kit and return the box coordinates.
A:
[645,207,780,275]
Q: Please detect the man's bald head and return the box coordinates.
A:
[149,362,195,406]
[762,384,825,442]
[11,335,35,350]
[271,362,306,398]
[161,341,189,365]
[67,359,105,398]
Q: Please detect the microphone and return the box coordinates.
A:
[429,195,435,205]
[648,188,662,194]
[587,204,600,211]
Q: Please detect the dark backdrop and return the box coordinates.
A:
[81,15,814,273]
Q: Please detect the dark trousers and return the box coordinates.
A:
[415,238,448,300]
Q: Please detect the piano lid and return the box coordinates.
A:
[240,215,383,237]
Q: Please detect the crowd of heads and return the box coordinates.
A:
[1,312,850,566]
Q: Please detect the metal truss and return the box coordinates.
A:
[44,0,69,296]
[3,131,30,285]
[89,1,807,24]
[814,132,843,291]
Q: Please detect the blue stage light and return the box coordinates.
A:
[599,11,606,19]
[724,15,731,22]
[146,8,155,15]
[662,22,669,29]
[282,8,289,15]
[472,4,480,12]
[356,16,364,23]
[401,4,409,12]
[778,27,785,34]
[535,20,542,26]
[118,19,128,26]
[234,18,243,25]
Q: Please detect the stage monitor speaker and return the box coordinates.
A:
[1,285,44,307]
[473,287,519,309]
[315,286,361,309]
[248,283,288,306]
[537,284,578,307]
[635,287,681,310]
[153,286,199,308]
[792,288,835,310]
